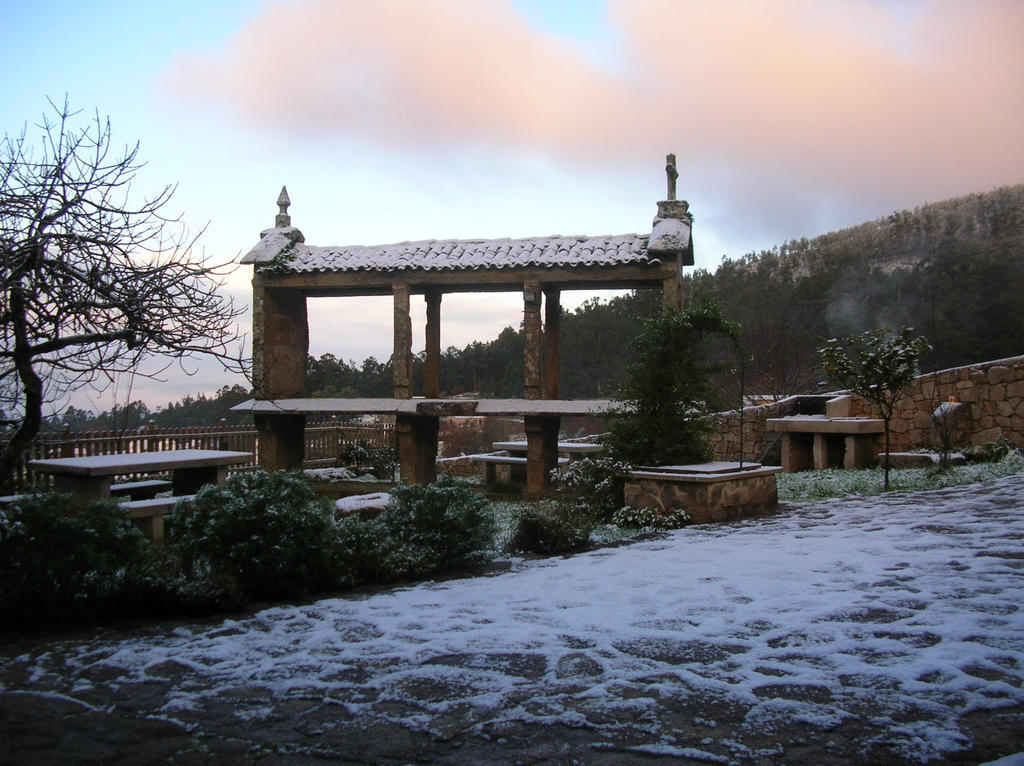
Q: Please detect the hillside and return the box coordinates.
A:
[687,184,1024,397]
[775,184,1024,275]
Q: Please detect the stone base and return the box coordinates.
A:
[624,463,782,524]
[877,451,967,469]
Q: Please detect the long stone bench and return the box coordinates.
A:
[468,454,569,485]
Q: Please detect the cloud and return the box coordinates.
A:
[164,0,1024,235]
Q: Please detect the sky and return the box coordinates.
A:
[2,0,1023,412]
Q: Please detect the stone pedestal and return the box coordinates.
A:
[625,462,782,524]
[255,413,306,472]
[524,414,560,497]
[396,414,439,485]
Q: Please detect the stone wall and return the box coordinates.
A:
[886,355,1024,450]
[707,355,1024,462]
[707,398,798,463]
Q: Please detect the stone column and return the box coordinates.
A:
[544,288,561,399]
[663,259,683,310]
[424,290,442,398]
[524,414,560,497]
[780,432,813,472]
[252,283,308,472]
[395,414,439,485]
[523,278,543,400]
[393,281,413,398]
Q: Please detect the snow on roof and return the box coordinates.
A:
[242,229,656,273]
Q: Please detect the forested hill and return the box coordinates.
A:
[688,183,1024,396]
[46,185,1024,429]
[773,184,1024,275]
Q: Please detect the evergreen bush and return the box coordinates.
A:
[169,471,341,599]
[506,501,592,555]
[338,440,398,479]
[611,505,691,530]
[0,492,153,626]
[337,475,495,582]
[553,457,631,523]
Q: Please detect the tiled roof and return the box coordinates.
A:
[243,231,656,273]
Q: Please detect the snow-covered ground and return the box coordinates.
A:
[3,475,1024,763]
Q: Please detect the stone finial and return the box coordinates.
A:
[275,186,291,228]
[648,153,693,263]
[665,153,679,201]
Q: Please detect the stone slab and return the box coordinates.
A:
[767,416,884,434]
[234,398,624,417]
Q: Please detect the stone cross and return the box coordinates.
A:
[665,154,678,201]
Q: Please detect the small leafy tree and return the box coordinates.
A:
[819,327,931,489]
[604,302,739,466]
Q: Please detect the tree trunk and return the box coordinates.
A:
[0,289,44,490]
[883,418,891,491]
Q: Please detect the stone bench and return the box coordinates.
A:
[0,494,25,509]
[468,454,569,484]
[110,479,173,500]
[118,494,195,545]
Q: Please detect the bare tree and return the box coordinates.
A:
[1,99,246,487]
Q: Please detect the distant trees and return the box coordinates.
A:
[0,100,244,486]
[820,328,931,489]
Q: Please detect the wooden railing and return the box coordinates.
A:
[1,418,394,491]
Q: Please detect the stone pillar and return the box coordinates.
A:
[255,412,306,472]
[663,258,683,310]
[524,414,560,497]
[393,281,413,398]
[544,288,561,399]
[844,435,876,469]
[252,283,308,472]
[424,291,442,398]
[396,414,439,485]
[780,433,813,472]
[523,279,543,400]
[252,285,308,400]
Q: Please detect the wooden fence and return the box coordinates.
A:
[1,418,394,491]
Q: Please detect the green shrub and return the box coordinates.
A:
[338,440,398,480]
[962,437,1020,463]
[507,501,592,555]
[611,505,691,530]
[553,457,630,523]
[0,492,153,626]
[338,476,495,582]
[169,471,341,599]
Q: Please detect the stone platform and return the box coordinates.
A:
[624,462,782,524]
